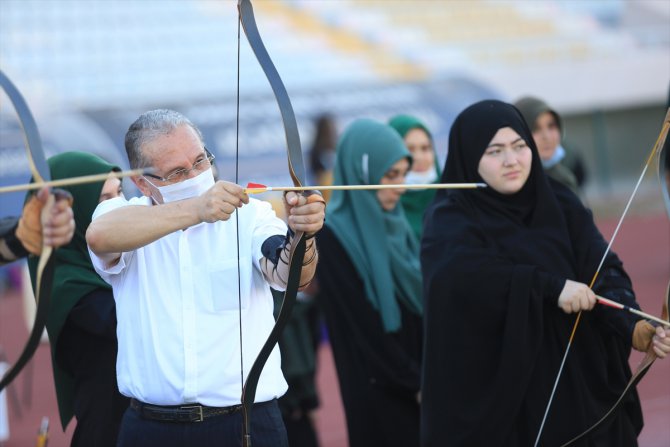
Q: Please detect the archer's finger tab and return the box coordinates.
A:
[305,190,326,206]
[632,320,656,352]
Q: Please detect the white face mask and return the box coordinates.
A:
[541,145,566,169]
[405,168,438,185]
[146,168,215,204]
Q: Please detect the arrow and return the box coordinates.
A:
[244,182,487,194]
[596,295,670,327]
[0,168,153,194]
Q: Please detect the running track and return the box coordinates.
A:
[0,212,668,446]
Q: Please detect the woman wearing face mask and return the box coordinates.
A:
[315,119,423,447]
[420,100,670,447]
[389,114,441,240]
[514,96,585,194]
[27,152,129,447]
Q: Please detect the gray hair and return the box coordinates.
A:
[125,109,204,168]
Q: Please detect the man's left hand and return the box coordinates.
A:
[284,191,325,238]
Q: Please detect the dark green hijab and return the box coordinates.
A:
[27,151,120,429]
[328,119,423,332]
[388,114,441,239]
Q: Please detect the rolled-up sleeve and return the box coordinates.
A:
[87,196,144,281]
[250,199,287,267]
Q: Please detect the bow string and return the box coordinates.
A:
[237,2,308,446]
[558,110,670,445]
[535,108,670,446]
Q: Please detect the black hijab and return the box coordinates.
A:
[434,99,578,280]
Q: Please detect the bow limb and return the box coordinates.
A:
[237,1,307,446]
[543,108,670,446]
[560,283,669,447]
[659,108,670,220]
[0,70,56,391]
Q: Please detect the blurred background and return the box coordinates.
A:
[1,1,669,446]
[1,0,669,211]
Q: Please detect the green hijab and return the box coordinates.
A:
[328,119,423,332]
[388,114,441,239]
[27,151,120,430]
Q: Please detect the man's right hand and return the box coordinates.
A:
[196,181,249,223]
[557,279,596,314]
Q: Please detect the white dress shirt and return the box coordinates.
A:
[89,195,289,406]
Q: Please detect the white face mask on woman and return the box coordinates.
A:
[146,167,215,204]
[404,168,438,185]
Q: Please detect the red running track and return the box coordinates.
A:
[0,213,668,447]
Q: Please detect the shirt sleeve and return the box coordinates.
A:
[88,196,146,280]
[249,199,287,267]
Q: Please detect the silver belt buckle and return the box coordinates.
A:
[181,405,204,422]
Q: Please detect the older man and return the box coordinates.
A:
[86,109,324,447]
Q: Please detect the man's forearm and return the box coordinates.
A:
[262,236,318,290]
[86,200,201,255]
[296,239,318,288]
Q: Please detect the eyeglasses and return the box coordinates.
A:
[144,148,215,183]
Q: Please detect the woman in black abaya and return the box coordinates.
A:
[420,100,670,447]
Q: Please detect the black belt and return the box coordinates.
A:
[130,398,242,423]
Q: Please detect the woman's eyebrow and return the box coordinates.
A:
[486,137,523,148]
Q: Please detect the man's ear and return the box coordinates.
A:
[131,176,153,198]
